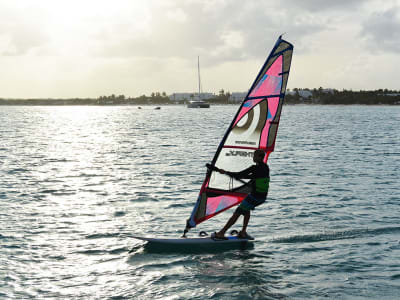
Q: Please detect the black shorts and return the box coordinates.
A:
[234,194,266,215]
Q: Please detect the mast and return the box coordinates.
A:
[197,56,201,101]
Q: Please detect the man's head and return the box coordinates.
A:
[253,150,266,163]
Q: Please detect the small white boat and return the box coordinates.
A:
[187,100,210,108]
[188,56,210,108]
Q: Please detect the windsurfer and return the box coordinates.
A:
[212,150,270,240]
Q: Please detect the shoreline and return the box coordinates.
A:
[0,102,399,106]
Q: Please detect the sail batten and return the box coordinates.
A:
[247,94,284,100]
[184,36,293,233]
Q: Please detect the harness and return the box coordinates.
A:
[255,177,270,193]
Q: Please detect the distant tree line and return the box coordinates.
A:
[0,88,399,105]
[285,88,400,105]
[207,89,231,104]
[98,92,169,105]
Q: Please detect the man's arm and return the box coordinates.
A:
[227,166,255,179]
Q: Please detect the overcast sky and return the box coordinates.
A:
[1,0,399,98]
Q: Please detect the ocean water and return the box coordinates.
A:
[0,105,399,299]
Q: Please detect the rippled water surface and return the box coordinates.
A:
[1,105,399,299]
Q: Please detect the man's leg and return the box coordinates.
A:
[215,212,240,238]
[241,211,251,236]
[238,211,250,239]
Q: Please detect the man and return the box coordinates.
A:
[212,149,270,240]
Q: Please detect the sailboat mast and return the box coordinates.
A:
[197,56,201,100]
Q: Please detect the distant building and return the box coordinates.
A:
[322,88,335,94]
[287,89,312,99]
[382,93,400,97]
[229,92,247,103]
[298,90,312,99]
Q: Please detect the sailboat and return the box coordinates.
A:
[183,35,293,237]
[132,36,293,246]
[187,56,210,108]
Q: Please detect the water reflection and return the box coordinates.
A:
[1,106,399,299]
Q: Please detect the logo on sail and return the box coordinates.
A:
[226,150,253,157]
[235,140,256,145]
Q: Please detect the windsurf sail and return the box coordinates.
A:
[183,36,293,236]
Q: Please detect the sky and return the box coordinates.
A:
[0,0,399,98]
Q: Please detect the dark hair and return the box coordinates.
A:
[254,150,265,158]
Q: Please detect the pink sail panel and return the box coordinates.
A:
[259,97,280,149]
[196,193,247,224]
[233,55,283,127]
[249,55,283,98]
[205,194,242,216]
[232,98,264,127]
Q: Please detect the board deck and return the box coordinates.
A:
[132,235,254,245]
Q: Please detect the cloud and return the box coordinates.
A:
[0,4,48,55]
[286,0,370,12]
[96,0,331,65]
[360,6,400,53]
[1,0,400,97]
[166,7,187,22]
[0,0,336,61]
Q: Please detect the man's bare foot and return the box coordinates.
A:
[238,231,254,240]
[211,232,228,240]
